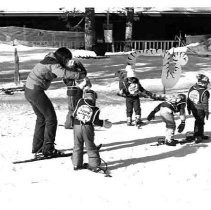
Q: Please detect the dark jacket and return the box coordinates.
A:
[120,77,153,98]
[73,98,104,126]
[187,84,210,114]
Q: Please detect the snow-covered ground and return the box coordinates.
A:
[0,44,211,210]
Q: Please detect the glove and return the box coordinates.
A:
[147,111,155,121]
[177,120,185,133]
[151,93,166,101]
[103,119,112,129]
[205,112,209,120]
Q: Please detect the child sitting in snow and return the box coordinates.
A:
[72,89,112,171]
[187,74,210,143]
[118,65,165,127]
[147,93,186,146]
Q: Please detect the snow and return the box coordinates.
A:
[1,43,211,210]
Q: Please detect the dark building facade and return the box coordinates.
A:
[1,8,211,43]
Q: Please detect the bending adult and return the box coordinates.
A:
[25,47,85,157]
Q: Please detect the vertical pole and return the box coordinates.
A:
[124,7,134,52]
[14,48,20,85]
[163,85,166,94]
[84,7,96,51]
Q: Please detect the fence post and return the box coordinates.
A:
[14,48,20,85]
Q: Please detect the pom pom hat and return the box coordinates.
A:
[125,65,136,78]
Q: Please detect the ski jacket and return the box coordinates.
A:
[187,84,210,113]
[73,98,104,126]
[120,77,153,98]
[152,99,186,115]
[25,53,81,90]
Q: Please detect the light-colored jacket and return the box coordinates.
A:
[25,53,80,90]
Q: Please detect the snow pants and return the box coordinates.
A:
[126,97,141,118]
[159,107,176,141]
[72,124,101,168]
[64,88,83,129]
[191,107,205,137]
[25,87,57,154]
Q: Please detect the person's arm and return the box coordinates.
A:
[147,103,162,121]
[51,64,80,80]
[202,91,210,120]
[93,109,112,128]
[177,103,186,133]
[138,83,165,100]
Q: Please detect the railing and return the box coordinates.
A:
[113,40,180,52]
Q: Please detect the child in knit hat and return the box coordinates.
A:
[119,65,164,126]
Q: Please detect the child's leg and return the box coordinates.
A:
[65,96,74,129]
[82,125,101,168]
[65,89,83,129]
[72,125,84,168]
[126,97,133,125]
[160,107,177,146]
[192,109,205,143]
[133,98,143,124]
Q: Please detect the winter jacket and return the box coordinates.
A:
[150,99,186,116]
[73,98,104,126]
[187,84,210,114]
[120,77,153,98]
[25,53,80,90]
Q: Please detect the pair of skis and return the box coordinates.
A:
[13,144,102,164]
[150,132,210,146]
[13,144,111,177]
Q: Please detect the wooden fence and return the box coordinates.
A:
[113,40,180,52]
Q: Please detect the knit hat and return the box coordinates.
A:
[126,70,136,78]
[125,65,136,78]
[84,89,98,104]
[54,47,72,68]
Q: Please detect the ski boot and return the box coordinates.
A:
[165,139,178,146]
[135,115,146,128]
[127,117,133,126]
[185,131,195,142]
[194,136,203,144]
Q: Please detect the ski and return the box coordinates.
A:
[150,133,210,147]
[13,151,73,164]
[13,144,103,164]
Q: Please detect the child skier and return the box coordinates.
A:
[119,66,165,127]
[147,94,187,146]
[63,59,92,129]
[187,74,210,143]
[72,89,112,171]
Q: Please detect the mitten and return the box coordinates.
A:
[147,111,155,121]
[103,119,112,129]
[177,120,185,133]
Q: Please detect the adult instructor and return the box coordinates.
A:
[25,47,85,157]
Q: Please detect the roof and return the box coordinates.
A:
[1,7,211,17]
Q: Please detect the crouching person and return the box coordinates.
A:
[147,94,186,146]
[72,89,112,171]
